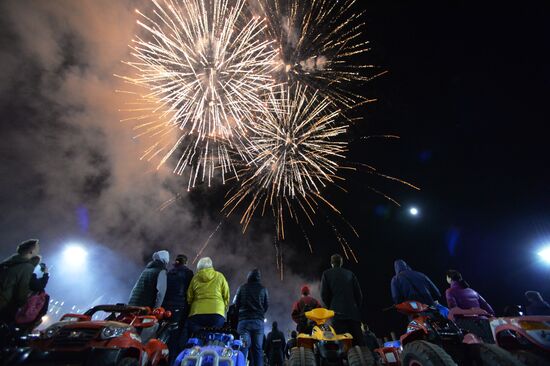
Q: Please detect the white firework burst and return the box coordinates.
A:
[118,0,277,188]
[224,83,347,237]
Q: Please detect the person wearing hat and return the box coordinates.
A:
[291,284,321,334]
[128,250,170,308]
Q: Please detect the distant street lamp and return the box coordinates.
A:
[409,207,419,216]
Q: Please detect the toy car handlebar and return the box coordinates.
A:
[181,348,235,366]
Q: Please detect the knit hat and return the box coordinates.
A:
[301,285,310,295]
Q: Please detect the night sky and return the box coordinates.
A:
[1,0,549,337]
[335,0,550,334]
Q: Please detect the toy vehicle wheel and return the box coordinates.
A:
[401,341,456,366]
[347,345,375,366]
[117,357,140,366]
[289,347,316,366]
[510,350,548,366]
[467,344,524,366]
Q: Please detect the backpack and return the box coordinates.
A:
[15,291,49,325]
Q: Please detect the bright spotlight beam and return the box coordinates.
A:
[62,245,88,268]
[538,246,550,264]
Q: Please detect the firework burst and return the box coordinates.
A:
[118,0,278,188]
[255,0,382,110]
[224,83,347,238]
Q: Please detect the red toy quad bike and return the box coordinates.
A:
[375,301,522,366]
[3,304,172,366]
[491,315,550,365]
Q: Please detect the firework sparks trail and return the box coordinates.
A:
[223,83,347,238]
[255,0,385,110]
[118,0,278,188]
[192,219,225,264]
[274,239,284,280]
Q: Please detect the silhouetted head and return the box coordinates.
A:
[17,239,40,257]
[248,269,261,283]
[331,254,343,268]
[525,291,545,303]
[446,269,469,288]
[175,254,188,266]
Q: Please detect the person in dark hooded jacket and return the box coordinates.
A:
[0,239,41,323]
[234,269,269,366]
[162,254,193,364]
[162,254,193,322]
[128,250,169,308]
[266,321,285,366]
[320,254,364,346]
[391,259,441,306]
[525,291,550,315]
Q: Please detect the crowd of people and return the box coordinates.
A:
[1,238,550,362]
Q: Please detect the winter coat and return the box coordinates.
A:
[391,260,441,305]
[0,254,35,314]
[29,273,49,293]
[291,295,321,331]
[320,266,362,321]
[128,259,167,308]
[445,281,495,315]
[187,267,230,317]
[266,326,285,359]
[162,264,193,313]
[234,269,269,321]
[526,292,550,316]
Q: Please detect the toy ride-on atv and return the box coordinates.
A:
[375,301,521,366]
[174,327,246,366]
[289,307,375,366]
[491,314,550,365]
[3,304,172,366]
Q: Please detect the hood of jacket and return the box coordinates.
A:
[526,290,549,304]
[1,254,32,266]
[152,250,169,265]
[247,269,261,283]
[394,259,411,275]
[195,267,216,282]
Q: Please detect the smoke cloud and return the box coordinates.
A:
[0,0,323,333]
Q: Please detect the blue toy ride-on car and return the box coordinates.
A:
[173,328,245,366]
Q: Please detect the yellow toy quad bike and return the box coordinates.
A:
[289,308,375,366]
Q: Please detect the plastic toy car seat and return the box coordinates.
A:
[305,308,334,325]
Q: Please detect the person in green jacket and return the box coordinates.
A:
[0,239,41,323]
[186,257,229,335]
